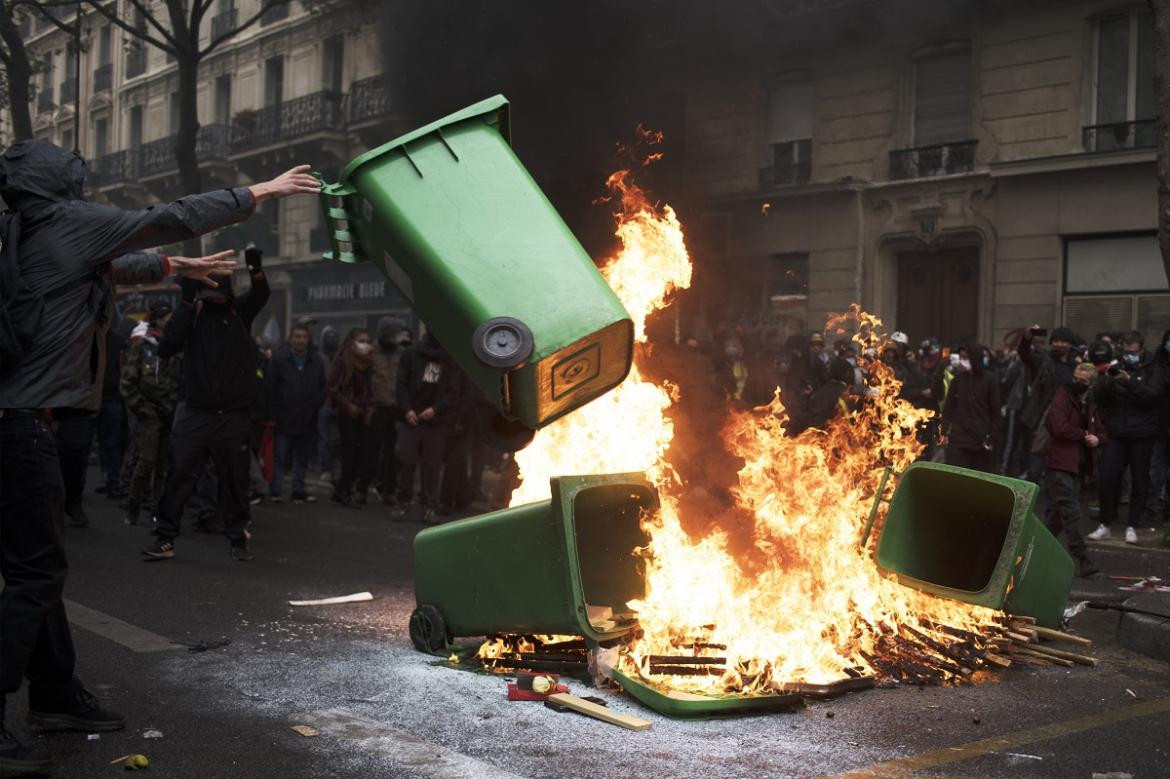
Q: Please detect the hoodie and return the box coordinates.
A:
[942,344,1002,451]
[0,140,255,410]
[395,333,458,426]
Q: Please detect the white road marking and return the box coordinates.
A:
[64,599,182,652]
[302,708,525,779]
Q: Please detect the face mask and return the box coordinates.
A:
[1051,343,1069,357]
[1070,382,1090,395]
[725,347,740,358]
[845,357,857,367]
[397,337,412,348]
[982,355,990,367]
[1122,352,1140,366]
[354,341,373,356]
[958,358,972,371]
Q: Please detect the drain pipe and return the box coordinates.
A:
[852,182,867,306]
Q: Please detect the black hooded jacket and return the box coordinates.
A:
[0,140,255,410]
[1093,350,1165,440]
[395,333,459,426]
[943,346,1002,451]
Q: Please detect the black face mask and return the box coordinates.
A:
[1070,382,1090,395]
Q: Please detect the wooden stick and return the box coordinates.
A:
[1024,643,1098,667]
[546,693,651,731]
[1006,653,1049,667]
[1007,631,1036,643]
[1014,647,1074,667]
[982,653,1012,668]
[1030,625,1093,647]
[1008,615,1037,625]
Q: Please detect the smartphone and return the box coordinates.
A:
[1030,327,1048,337]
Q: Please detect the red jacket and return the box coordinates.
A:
[1045,384,1108,475]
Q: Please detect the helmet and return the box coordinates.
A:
[890,331,909,347]
[920,337,940,356]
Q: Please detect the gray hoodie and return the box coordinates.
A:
[0,140,255,410]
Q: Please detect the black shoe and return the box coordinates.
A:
[0,725,52,774]
[64,501,89,528]
[422,507,439,524]
[142,540,175,561]
[124,504,140,525]
[27,689,125,733]
[230,543,253,562]
[1075,558,1100,578]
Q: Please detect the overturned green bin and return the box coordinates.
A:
[409,473,653,653]
[318,95,634,432]
[872,462,1074,628]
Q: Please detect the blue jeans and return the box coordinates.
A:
[272,433,315,497]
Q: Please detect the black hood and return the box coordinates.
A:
[0,139,86,208]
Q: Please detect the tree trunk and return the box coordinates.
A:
[175,55,203,255]
[1152,0,1170,284]
[0,5,35,141]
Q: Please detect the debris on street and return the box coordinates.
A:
[288,592,374,607]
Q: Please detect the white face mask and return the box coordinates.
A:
[958,358,972,371]
[354,341,373,356]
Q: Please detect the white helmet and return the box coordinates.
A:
[890,331,910,346]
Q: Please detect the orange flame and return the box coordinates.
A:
[510,169,1000,692]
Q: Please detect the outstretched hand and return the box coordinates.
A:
[170,249,238,287]
[250,165,321,204]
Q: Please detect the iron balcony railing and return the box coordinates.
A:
[60,77,77,105]
[1083,120,1156,152]
[126,48,146,79]
[37,87,54,113]
[230,90,345,152]
[260,2,289,26]
[139,124,231,178]
[87,150,141,189]
[94,63,112,93]
[759,161,812,188]
[211,8,237,40]
[350,74,390,124]
[889,140,977,180]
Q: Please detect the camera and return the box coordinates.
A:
[1029,326,1048,337]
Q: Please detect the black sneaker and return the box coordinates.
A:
[124,504,140,525]
[230,543,253,562]
[0,725,53,774]
[269,494,284,504]
[142,540,175,561]
[422,507,439,524]
[1075,558,1100,578]
[64,501,89,528]
[27,689,125,733]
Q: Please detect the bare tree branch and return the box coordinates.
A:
[12,0,79,37]
[82,0,176,54]
[202,0,290,56]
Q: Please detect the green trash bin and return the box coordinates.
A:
[318,95,634,432]
[409,473,654,653]
[872,462,1074,628]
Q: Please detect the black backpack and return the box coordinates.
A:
[0,209,96,376]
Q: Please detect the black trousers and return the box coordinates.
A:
[945,446,995,473]
[0,415,82,711]
[53,412,98,504]
[155,406,251,544]
[1044,469,1089,561]
[335,416,377,499]
[396,422,446,508]
[1099,436,1157,528]
[370,407,399,495]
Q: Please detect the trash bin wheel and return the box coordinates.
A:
[409,605,449,653]
[472,317,534,370]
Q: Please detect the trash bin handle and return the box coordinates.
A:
[860,466,899,550]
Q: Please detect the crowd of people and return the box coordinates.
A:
[702,321,1170,576]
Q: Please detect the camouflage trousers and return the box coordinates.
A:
[127,411,173,511]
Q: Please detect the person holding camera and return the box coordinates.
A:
[1088,331,1166,544]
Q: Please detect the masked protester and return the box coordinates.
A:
[327,328,377,508]
[144,247,274,562]
[369,317,407,505]
[268,324,327,503]
[942,344,1001,473]
[0,139,318,771]
[1042,361,1108,577]
[119,300,180,526]
[1018,325,1080,483]
[1088,331,1166,544]
[316,326,342,482]
[393,331,458,522]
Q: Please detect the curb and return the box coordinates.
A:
[1117,591,1170,664]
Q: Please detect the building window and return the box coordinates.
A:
[913,47,971,147]
[1063,234,1169,348]
[261,1,290,27]
[214,75,233,125]
[323,35,344,94]
[1086,11,1154,151]
[761,79,813,187]
[768,253,809,302]
[264,56,284,107]
[61,129,74,153]
[95,118,109,157]
[129,105,144,149]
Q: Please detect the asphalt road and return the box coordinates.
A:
[5,476,1169,779]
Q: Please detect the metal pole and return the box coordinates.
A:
[73,0,81,153]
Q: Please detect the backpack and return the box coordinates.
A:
[1030,399,1053,456]
[0,209,96,376]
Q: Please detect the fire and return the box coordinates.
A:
[508,166,1002,693]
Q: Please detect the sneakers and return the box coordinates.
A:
[249,493,265,506]
[1,725,52,773]
[1087,523,1111,541]
[1124,526,1138,544]
[230,543,253,562]
[290,493,317,504]
[64,501,89,528]
[27,688,125,732]
[391,503,413,520]
[1075,558,1100,578]
[142,540,175,561]
[269,494,284,504]
[421,506,438,524]
[320,471,334,484]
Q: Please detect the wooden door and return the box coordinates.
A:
[896,248,980,346]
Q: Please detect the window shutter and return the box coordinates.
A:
[914,51,971,146]
[1062,296,1134,336]
[768,81,814,143]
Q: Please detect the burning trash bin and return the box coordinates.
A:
[872,462,1074,628]
[409,473,653,653]
[317,95,634,436]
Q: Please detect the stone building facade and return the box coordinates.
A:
[683,0,1169,350]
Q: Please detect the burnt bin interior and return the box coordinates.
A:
[572,484,654,624]
[883,468,1014,593]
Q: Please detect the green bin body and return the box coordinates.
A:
[318,95,633,430]
[412,473,654,648]
[874,462,1073,628]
